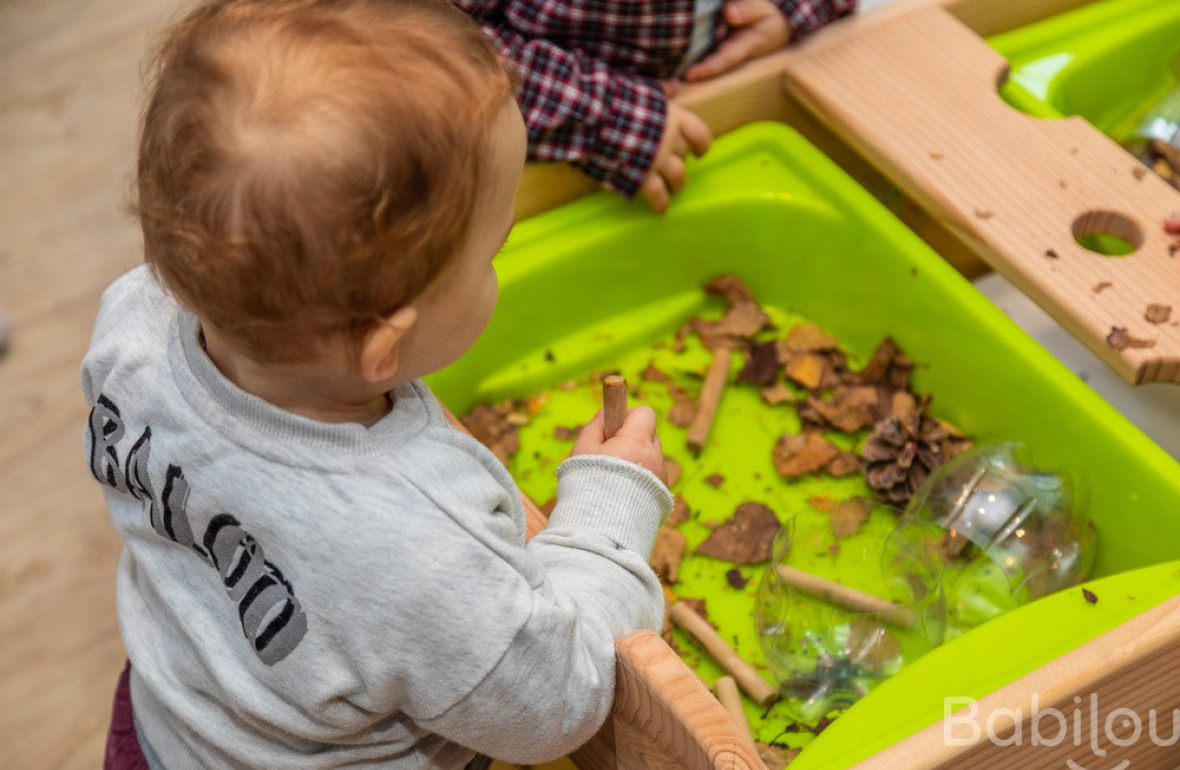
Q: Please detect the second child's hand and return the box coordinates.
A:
[682,0,791,82]
[639,103,712,215]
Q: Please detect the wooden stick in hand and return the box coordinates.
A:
[686,346,732,456]
[602,375,628,440]
[669,602,779,707]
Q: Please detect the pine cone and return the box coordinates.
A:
[862,410,969,506]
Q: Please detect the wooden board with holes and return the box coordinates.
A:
[783,4,1180,385]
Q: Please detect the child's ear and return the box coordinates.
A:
[359,306,418,383]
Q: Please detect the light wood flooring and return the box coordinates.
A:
[0,1,574,767]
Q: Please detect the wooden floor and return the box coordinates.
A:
[1,0,177,766]
[0,1,573,767]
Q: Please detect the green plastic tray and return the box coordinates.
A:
[426,122,1180,768]
[990,0,1180,141]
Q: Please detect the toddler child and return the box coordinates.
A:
[455,0,857,212]
[85,1,671,767]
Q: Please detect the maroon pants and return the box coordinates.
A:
[102,662,493,770]
[104,662,149,770]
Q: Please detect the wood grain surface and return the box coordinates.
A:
[785,5,1180,385]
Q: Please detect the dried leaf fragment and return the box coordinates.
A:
[829,498,872,539]
[725,568,749,589]
[1082,588,1098,604]
[695,502,781,565]
[737,340,780,385]
[756,743,800,769]
[694,275,771,347]
[651,527,688,583]
[1092,281,1113,294]
[1106,326,1156,351]
[781,322,840,355]
[1145,304,1173,325]
[669,495,691,527]
[461,402,523,465]
[773,432,840,478]
[784,353,830,391]
[760,380,795,405]
[667,389,698,427]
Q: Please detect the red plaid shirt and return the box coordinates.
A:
[455,0,856,197]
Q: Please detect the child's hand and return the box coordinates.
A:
[640,103,712,214]
[571,406,667,484]
[683,0,791,82]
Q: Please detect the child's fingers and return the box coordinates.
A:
[683,35,754,81]
[726,0,776,26]
[660,155,687,193]
[571,410,606,453]
[680,111,713,157]
[640,174,670,214]
[614,405,658,441]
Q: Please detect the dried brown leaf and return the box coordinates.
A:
[737,340,780,385]
[829,498,872,539]
[640,362,671,382]
[669,495,691,527]
[695,502,781,565]
[704,473,725,488]
[667,394,697,427]
[781,322,840,355]
[784,353,830,391]
[826,451,862,478]
[651,527,688,583]
[760,380,795,405]
[756,743,800,770]
[773,432,840,478]
[461,402,521,465]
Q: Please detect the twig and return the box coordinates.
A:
[714,676,754,742]
[669,602,779,707]
[686,346,732,456]
[777,566,915,629]
[602,375,628,440]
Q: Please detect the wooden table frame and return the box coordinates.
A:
[502,1,1180,767]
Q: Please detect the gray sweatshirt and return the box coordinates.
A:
[81,267,672,769]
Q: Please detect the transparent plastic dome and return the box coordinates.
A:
[754,505,946,725]
[906,443,1096,632]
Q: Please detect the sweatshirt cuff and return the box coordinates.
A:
[574,77,667,198]
[550,455,673,557]
[772,0,858,40]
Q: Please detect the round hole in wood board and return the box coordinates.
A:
[1071,210,1142,257]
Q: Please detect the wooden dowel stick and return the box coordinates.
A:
[669,602,779,707]
[602,375,628,440]
[714,676,753,742]
[686,346,733,456]
[777,566,916,629]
